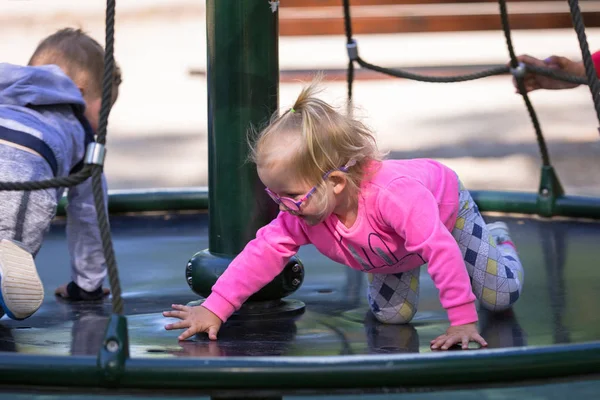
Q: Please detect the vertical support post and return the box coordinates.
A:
[186,0,305,311]
[98,314,129,385]
[207,0,279,254]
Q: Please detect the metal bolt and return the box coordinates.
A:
[292,278,301,286]
[347,39,359,61]
[541,188,550,197]
[187,276,193,285]
[186,262,192,272]
[292,264,300,273]
[510,62,527,79]
[106,339,119,353]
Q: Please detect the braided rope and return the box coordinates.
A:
[356,58,509,83]
[95,0,123,315]
[0,166,92,191]
[498,0,551,166]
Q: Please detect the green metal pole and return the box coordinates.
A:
[186,0,304,306]
[206,0,279,255]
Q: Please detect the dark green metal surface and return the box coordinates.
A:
[0,342,599,390]
[537,166,565,217]
[97,314,129,385]
[206,0,280,255]
[2,378,600,399]
[0,211,599,397]
[56,188,209,216]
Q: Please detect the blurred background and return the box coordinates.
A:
[2,0,600,195]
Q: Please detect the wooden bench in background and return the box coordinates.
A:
[279,0,600,35]
[192,1,600,81]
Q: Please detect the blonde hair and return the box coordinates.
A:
[28,28,122,105]
[249,76,386,215]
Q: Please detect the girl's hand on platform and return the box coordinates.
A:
[430,322,488,350]
[163,304,223,341]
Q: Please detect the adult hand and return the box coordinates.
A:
[511,54,584,93]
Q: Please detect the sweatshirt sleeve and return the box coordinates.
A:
[592,50,600,77]
[376,177,477,326]
[201,212,309,322]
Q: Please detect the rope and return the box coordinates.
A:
[340,0,591,168]
[0,166,92,191]
[526,64,588,85]
[341,0,588,86]
[343,0,354,105]
[568,0,600,128]
[356,58,509,83]
[95,0,123,315]
[498,0,551,166]
[352,57,587,85]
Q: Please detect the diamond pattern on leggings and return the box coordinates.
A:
[368,269,420,324]
[450,181,524,311]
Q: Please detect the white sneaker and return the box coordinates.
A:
[0,239,44,320]
[487,221,512,244]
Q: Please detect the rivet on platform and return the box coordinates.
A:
[106,339,120,353]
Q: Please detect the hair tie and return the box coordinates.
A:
[290,107,296,113]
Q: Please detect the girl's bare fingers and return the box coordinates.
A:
[441,336,459,350]
[430,335,443,344]
[208,325,220,341]
[178,326,199,341]
[163,310,187,319]
[473,333,488,347]
[430,336,447,349]
[165,320,191,331]
[171,304,189,311]
[461,336,470,350]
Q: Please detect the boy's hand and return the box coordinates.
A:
[163,304,223,341]
[430,322,488,350]
[511,54,584,93]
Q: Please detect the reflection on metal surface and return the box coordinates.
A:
[0,212,598,358]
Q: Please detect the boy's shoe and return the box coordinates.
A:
[487,221,512,245]
[0,239,44,320]
[55,281,107,302]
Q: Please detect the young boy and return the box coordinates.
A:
[0,28,122,320]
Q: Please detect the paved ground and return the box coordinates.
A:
[2,0,600,196]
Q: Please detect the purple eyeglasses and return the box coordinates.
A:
[265,160,357,212]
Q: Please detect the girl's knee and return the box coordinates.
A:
[371,302,417,324]
[479,289,521,312]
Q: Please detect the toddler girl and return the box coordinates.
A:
[164,79,524,350]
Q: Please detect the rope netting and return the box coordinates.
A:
[342,0,600,165]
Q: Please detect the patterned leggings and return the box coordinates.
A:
[367,182,524,324]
